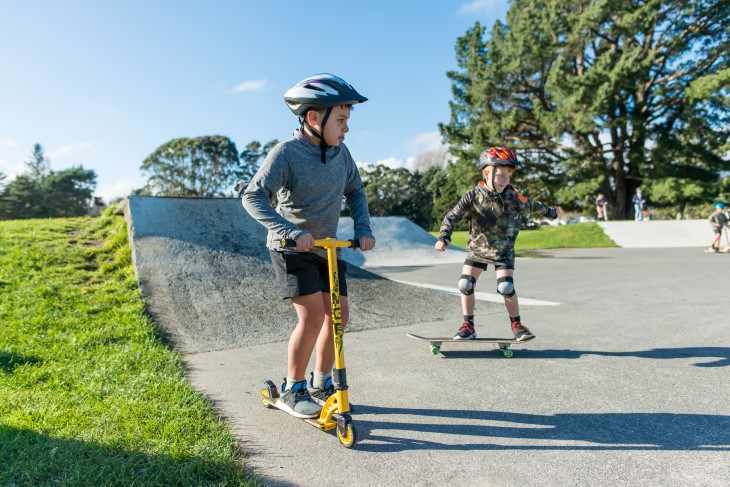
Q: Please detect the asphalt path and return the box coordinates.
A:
[184,247,730,487]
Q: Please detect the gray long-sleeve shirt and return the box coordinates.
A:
[242,129,373,258]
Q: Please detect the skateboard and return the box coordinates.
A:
[407,333,535,358]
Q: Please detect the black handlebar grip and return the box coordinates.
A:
[279,238,360,249]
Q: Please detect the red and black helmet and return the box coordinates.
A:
[478,147,522,170]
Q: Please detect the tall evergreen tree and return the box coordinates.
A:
[441,0,729,218]
[25,143,52,183]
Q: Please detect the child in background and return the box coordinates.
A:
[632,188,646,221]
[707,202,728,253]
[595,193,607,221]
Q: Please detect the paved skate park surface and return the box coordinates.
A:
[126,197,730,487]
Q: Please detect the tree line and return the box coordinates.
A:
[0,144,99,219]
[3,0,727,225]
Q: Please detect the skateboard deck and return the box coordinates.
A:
[407,333,535,357]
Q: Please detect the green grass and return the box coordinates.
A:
[432,222,618,252]
[0,209,259,486]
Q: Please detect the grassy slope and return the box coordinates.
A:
[0,210,259,486]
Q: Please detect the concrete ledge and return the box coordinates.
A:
[598,220,715,248]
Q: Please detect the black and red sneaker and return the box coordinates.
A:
[454,321,476,340]
[511,321,535,341]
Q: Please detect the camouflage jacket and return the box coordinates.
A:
[438,182,556,266]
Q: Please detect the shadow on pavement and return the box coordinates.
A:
[351,406,730,453]
[437,347,730,367]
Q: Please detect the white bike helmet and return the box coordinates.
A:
[284,73,367,119]
[284,74,367,163]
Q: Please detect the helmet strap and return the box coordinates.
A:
[482,168,495,191]
[483,166,507,193]
[302,107,333,164]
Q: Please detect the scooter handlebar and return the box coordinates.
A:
[280,238,360,249]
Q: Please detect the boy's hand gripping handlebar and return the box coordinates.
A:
[280,238,360,250]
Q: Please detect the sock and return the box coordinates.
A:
[286,377,306,392]
[510,315,521,324]
[311,371,332,389]
[464,315,474,325]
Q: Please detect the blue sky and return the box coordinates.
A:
[0,1,509,202]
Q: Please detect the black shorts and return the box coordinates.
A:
[464,258,513,271]
[269,250,348,300]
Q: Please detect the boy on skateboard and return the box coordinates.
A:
[434,147,559,341]
[242,74,376,418]
[707,202,728,253]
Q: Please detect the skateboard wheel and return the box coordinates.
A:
[502,349,514,358]
[429,343,441,355]
[337,424,357,448]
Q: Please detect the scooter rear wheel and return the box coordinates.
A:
[261,389,276,408]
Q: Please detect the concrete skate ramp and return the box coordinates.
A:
[337,216,465,268]
[125,196,479,354]
[598,220,714,248]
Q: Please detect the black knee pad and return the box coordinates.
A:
[458,274,477,295]
[497,276,515,297]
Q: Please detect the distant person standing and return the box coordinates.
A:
[706,203,728,253]
[632,188,646,221]
[595,193,607,221]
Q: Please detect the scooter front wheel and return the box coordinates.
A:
[337,424,357,448]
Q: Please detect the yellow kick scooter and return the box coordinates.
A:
[260,237,359,448]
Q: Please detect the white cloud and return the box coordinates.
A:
[47,141,97,160]
[0,159,27,180]
[406,131,443,153]
[405,131,452,172]
[377,157,406,169]
[0,138,18,147]
[95,175,145,203]
[94,103,117,114]
[356,156,406,171]
[458,0,503,14]
[231,79,268,94]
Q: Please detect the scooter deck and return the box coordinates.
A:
[407,333,535,357]
[260,392,334,430]
[260,380,357,447]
